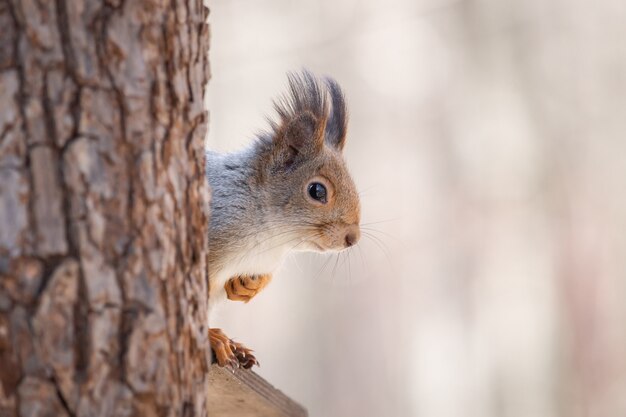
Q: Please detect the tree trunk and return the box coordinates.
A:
[0,0,211,415]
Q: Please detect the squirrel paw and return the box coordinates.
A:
[225,273,272,303]
[209,328,258,369]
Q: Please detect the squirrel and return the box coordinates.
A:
[206,71,360,369]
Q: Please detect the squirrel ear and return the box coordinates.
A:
[270,71,331,165]
[324,77,348,151]
[279,111,325,158]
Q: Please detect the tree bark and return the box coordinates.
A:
[0,0,211,415]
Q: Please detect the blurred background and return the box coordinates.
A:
[205,0,626,416]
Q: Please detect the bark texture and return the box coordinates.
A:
[0,0,211,415]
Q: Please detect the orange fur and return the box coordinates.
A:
[209,328,258,369]
[224,274,273,303]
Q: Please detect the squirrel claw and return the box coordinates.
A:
[209,328,259,369]
[231,339,258,368]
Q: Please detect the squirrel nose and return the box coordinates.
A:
[344,227,360,248]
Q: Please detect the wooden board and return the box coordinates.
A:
[208,364,308,417]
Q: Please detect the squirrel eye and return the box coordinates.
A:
[307,182,327,204]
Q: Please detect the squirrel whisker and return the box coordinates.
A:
[206,71,361,369]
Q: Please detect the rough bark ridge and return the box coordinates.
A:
[0,0,211,415]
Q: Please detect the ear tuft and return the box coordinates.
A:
[270,70,328,160]
[268,71,349,161]
[324,77,348,151]
[273,70,328,126]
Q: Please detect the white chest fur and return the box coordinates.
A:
[209,231,300,310]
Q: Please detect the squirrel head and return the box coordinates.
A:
[256,71,360,252]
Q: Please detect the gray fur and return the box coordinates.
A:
[207,71,360,290]
[324,77,348,150]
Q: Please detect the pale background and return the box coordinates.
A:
[205,1,626,416]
